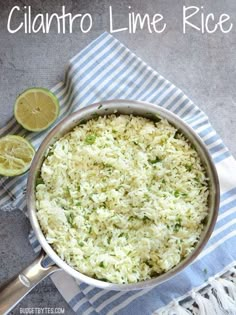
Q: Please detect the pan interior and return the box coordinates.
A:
[27,100,219,290]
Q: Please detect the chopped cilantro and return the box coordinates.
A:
[143,215,151,223]
[148,156,161,164]
[174,223,181,232]
[67,213,75,225]
[185,164,192,172]
[174,190,180,197]
[99,262,105,268]
[85,134,96,144]
[174,190,189,198]
[174,217,182,232]
[176,217,182,224]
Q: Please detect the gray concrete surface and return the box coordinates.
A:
[0,0,235,314]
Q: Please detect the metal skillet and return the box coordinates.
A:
[0,100,220,314]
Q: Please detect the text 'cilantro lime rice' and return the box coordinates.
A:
[36,115,209,284]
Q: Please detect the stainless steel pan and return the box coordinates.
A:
[0,100,220,314]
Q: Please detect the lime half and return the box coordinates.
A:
[0,135,35,176]
[14,88,60,132]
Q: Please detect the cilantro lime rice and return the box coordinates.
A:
[36,115,209,284]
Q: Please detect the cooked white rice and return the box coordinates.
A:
[36,114,209,284]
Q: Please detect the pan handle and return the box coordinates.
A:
[0,251,60,315]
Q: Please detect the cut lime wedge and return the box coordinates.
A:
[14,88,59,132]
[0,135,35,176]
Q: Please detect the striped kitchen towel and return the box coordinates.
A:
[1,32,236,314]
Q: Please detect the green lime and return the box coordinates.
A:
[0,135,35,176]
[14,88,59,132]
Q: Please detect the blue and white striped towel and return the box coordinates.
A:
[1,32,236,314]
